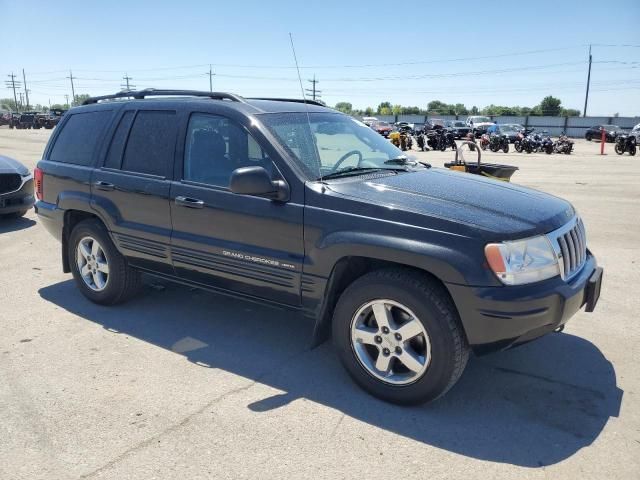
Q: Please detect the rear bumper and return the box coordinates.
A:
[447,254,601,354]
[34,200,64,241]
[0,178,35,214]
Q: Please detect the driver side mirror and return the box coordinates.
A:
[229,166,289,202]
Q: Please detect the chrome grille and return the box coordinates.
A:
[548,217,587,280]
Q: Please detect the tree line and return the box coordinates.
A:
[335,96,581,117]
[0,94,92,112]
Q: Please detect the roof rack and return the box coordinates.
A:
[83,89,245,105]
[247,97,326,107]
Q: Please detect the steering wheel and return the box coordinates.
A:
[330,150,363,172]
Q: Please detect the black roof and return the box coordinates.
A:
[80,89,331,115]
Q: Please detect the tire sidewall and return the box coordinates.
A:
[333,274,461,404]
[68,220,124,304]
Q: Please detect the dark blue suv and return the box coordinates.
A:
[34,89,603,404]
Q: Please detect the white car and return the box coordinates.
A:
[632,123,640,142]
[466,115,495,134]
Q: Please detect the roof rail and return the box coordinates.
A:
[82,89,245,105]
[247,97,327,107]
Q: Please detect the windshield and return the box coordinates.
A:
[500,125,517,132]
[453,122,466,127]
[261,112,406,180]
[472,116,491,123]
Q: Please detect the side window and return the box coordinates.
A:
[121,110,177,177]
[183,113,271,187]
[104,110,135,169]
[49,111,112,166]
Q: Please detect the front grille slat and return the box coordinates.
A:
[0,174,22,194]
[550,217,588,281]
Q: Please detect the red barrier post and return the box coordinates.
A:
[600,127,606,155]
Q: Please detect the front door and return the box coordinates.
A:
[169,112,304,306]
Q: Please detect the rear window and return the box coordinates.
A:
[49,111,112,165]
[120,111,177,177]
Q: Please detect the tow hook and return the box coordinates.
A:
[554,325,565,333]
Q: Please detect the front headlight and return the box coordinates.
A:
[485,235,560,285]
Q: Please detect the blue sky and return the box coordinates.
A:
[1,0,639,115]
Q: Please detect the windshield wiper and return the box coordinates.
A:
[385,157,431,169]
[320,166,402,181]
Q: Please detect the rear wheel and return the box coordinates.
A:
[68,219,142,305]
[630,145,637,156]
[332,268,469,405]
[514,141,522,153]
[586,133,593,141]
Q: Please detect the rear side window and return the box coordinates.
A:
[49,111,112,165]
[121,110,177,177]
[104,110,135,169]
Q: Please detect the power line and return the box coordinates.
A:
[5,73,20,111]
[121,73,135,90]
[67,70,76,105]
[305,75,321,100]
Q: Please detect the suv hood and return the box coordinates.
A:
[326,168,575,240]
[0,155,29,175]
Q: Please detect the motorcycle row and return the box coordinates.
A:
[391,125,576,155]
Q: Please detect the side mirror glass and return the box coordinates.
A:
[229,166,289,202]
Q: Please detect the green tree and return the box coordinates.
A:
[51,103,70,110]
[334,102,353,114]
[427,100,453,114]
[453,103,468,115]
[470,105,479,115]
[379,106,392,115]
[376,101,391,114]
[72,94,92,107]
[561,108,581,117]
[364,107,374,116]
[392,104,403,116]
[0,98,18,111]
[538,96,562,116]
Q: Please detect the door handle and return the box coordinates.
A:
[94,181,115,191]
[175,196,205,209]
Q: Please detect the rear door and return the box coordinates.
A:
[169,111,304,305]
[91,108,181,274]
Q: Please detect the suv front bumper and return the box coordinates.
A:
[446,254,602,354]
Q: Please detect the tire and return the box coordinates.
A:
[502,144,509,153]
[68,219,142,305]
[514,141,522,153]
[630,145,637,156]
[615,144,624,155]
[545,145,553,154]
[586,133,592,141]
[332,268,469,405]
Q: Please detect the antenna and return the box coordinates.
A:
[288,32,323,183]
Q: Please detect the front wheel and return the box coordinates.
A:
[502,143,509,153]
[586,133,592,141]
[514,141,522,153]
[69,219,142,305]
[615,144,624,155]
[332,268,469,405]
[545,145,553,154]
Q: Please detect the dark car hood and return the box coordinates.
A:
[326,168,575,239]
[0,155,29,175]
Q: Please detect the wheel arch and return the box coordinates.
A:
[310,255,464,348]
[61,209,109,273]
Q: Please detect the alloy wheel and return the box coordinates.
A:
[76,236,110,292]
[350,299,431,385]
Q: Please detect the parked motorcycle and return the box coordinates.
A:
[553,133,574,154]
[479,133,490,151]
[426,129,456,151]
[615,134,637,156]
[488,133,509,153]
[540,132,554,155]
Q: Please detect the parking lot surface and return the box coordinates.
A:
[1,127,638,479]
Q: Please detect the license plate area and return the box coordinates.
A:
[585,267,603,312]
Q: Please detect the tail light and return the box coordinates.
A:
[34,167,43,200]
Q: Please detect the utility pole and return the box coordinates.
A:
[305,75,321,101]
[208,64,214,92]
[67,70,76,106]
[583,44,592,117]
[6,74,19,111]
[121,73,135,91]
[22,69,30,109]
[18,92,24,109]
